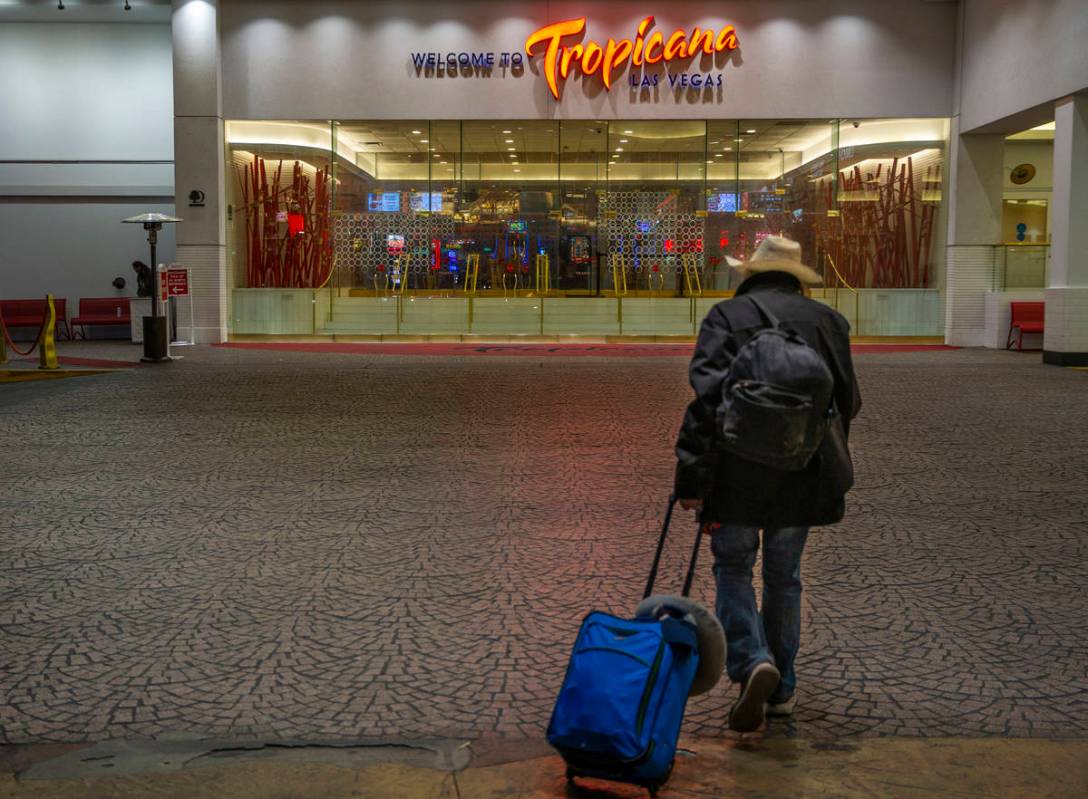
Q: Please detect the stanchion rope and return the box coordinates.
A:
[0,309,47,357]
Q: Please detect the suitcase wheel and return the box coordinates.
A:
[645,758,675,796]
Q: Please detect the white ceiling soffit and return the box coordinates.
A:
[0,0,171,23]
[1006,122,1056,141]
[227,119,949,182]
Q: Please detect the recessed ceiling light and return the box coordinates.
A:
[411,130,422,135]
[623,129,633,134]
[439,160,447,164]
[509,154,517,158]
[513,168,521,172]
[724,147,732,150]
[507,147,516,151]
[502,129,512,133]
[746,129,756,134]
[420,139,428,143]
[714,154,722,157]
[615,148,623,152]
[505,139,514,143]
[619,139,628,143]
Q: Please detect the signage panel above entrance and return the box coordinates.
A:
[409,14,739,102]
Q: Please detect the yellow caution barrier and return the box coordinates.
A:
[39,294,58,370]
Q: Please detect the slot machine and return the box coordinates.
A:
[386,233,407,290]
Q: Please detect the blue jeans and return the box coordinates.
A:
[710,525,809,702]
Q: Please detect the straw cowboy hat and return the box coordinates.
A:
[725,235,823,286]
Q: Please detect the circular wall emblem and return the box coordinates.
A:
[1010,163,1036,185]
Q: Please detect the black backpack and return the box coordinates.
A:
[717,295,836,471]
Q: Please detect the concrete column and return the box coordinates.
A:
[1044,93,1088,366]
[172,0,227,344]
[944,117,1005,347]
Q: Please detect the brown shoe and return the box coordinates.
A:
[729,662,780,732]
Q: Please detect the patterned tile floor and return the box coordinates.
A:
[1,343,1086,744]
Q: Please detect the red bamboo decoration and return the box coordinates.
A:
[236,153,334,288]
[807,153,940,289]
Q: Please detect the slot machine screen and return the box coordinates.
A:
[707,193,739,213]
[368,192,402,212]
[410,192,444,212]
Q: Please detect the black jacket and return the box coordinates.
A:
[135,265,153,298]
[674,272,862,528]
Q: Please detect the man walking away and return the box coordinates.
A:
[674,236,861,733]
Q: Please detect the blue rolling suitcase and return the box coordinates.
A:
[547,497,723,797]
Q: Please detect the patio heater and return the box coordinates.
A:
[122,212,181,361]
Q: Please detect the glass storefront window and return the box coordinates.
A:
[226,120,334,290]
[603,121,707,298]
[458,121,559,297]
[557,121,606,293]
[226,117,950,338]
[831,118,946,290]
[331,121,441,295]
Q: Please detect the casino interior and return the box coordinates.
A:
[226,117,955,338]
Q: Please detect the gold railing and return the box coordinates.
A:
[464,253,480,295]
[609,254,628,297]
[534,253,551,295]
[393,255,409,296]
[682,253,703,296]
[825,253,857,294]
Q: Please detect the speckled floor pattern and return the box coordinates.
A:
[1,344,1085,744]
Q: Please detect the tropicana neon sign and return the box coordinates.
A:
[525,16,739,100]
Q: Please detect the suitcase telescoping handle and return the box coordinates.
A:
[642,494,705,600]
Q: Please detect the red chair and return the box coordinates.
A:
[0,298,70,340]
[71,297,131,340]
[1006,301,1045,351]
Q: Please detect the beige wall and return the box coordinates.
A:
[1003,141,1053,192]
[959,0,1088,133]
[221,0,957,121]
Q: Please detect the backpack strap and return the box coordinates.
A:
[746,294,782,329]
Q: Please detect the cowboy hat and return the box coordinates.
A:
[726,235,822,286]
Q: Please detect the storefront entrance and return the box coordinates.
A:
[227,118,949,338]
